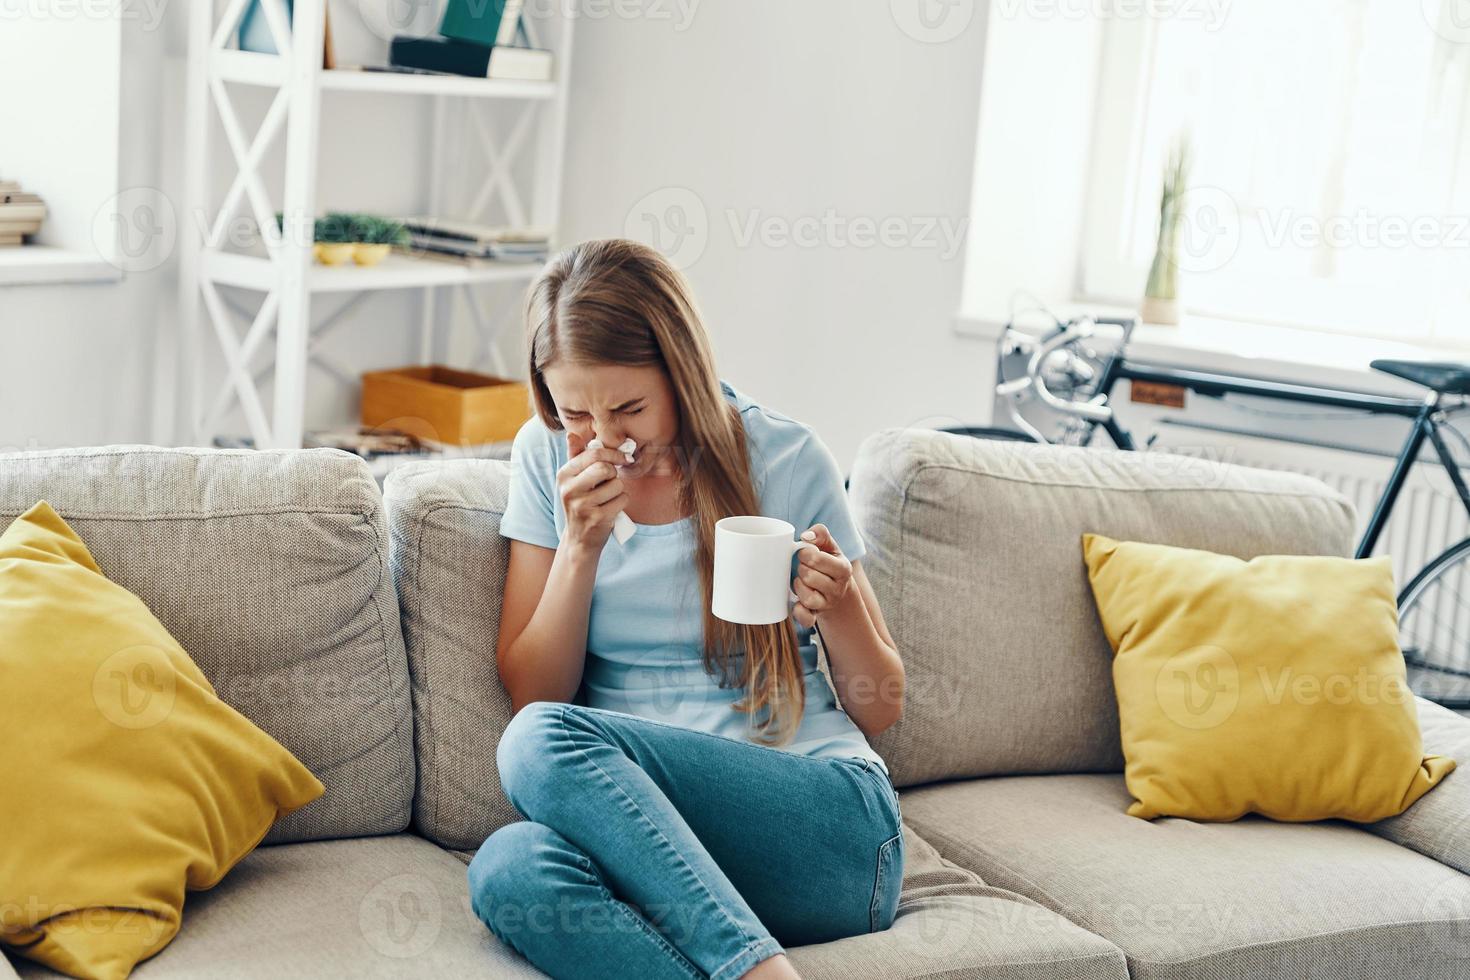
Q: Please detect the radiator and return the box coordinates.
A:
[1149,425,1470,591]
[1132,424,1470,704]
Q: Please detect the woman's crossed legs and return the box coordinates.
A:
[468,703,904,980]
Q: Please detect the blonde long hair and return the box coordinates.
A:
[523,238,805,743]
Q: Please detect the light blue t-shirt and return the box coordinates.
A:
[498,378,886,771]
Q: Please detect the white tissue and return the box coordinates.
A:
[587,437,638,545]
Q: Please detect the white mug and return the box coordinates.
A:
[712,516,819,625]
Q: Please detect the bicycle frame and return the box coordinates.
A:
[1085,354,1470,560]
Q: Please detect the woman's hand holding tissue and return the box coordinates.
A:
[558,430,634,555]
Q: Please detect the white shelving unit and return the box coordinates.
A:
[177,1,573,449]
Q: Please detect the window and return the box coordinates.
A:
[1081,1,1470,346]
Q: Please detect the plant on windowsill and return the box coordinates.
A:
[1141,135,1190,326]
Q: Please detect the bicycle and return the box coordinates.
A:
[948,312,1470,709]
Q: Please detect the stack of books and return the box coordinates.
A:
[402,218,551,264]
[389,0,553,82]
[0,180,46,246]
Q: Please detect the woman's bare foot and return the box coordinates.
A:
[740,952,801,980]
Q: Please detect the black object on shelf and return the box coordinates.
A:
[390,35,497,78]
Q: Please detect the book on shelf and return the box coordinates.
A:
[400,217,550,263]
[0,180,45,245]
[406,233,549,259]
[0,204,47,222]
[407,242,548,266]
[401,217,552,245]
[440,0,524,48]
[389,34,553,82]
[487,45,554,81]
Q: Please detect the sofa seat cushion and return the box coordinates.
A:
[788,824,1128,980]
[14,836,537,979]
[901,774,1470,980]
[449,823,1128,978]
[1369,697,1470,875]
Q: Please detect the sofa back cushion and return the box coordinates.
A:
[0,445,414,843]
[384,459,519,851]
[846,429,1357,788]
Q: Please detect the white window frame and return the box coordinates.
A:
[1077,15,1160,308]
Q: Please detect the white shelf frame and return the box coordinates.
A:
[178,0,573,449]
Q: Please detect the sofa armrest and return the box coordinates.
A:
[1366,696,1470,872]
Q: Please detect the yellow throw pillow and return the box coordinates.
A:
[0,501,324,980]
[1082,533,1454,822]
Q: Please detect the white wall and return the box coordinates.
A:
[0,12,164,453]
[0,14,120,254]
[552,1,993,467]
[1,1,994,472]
[1,5,455,452]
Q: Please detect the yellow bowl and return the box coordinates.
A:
[314,242,355,266]
[352,243,392,267]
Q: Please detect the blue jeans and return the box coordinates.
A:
[468,702,904,980]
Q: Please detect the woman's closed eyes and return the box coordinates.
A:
[564,409,644,425]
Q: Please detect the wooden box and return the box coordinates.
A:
[361,365,532,446]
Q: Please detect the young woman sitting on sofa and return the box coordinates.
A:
[468,238,907,980]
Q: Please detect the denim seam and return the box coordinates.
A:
[574,702,800,754]
[834,757,903,839]
[709,937,785,980]
[555,705,767,959]
[866,764,902,838]
[566,849,704,979]
[570,703,881,775]
[868,831,903,932]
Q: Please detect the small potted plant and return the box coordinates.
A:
[1142,135,1191,326]
[348,214,410,267]
[313,213,356,266]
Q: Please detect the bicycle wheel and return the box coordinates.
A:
[1397,537,1470,708]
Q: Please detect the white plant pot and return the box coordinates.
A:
[1140,295,1181,326]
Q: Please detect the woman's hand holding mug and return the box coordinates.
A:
[790,523,853,629]
[559,430,635,554]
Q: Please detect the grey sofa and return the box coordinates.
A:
[5,431,1470,980]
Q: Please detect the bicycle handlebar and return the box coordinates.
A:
[1026,317,1115,424]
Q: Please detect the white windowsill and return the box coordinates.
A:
[953,305,1467,399]
[0,246,123,286]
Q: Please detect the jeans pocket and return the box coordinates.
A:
[868,830,904,933]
